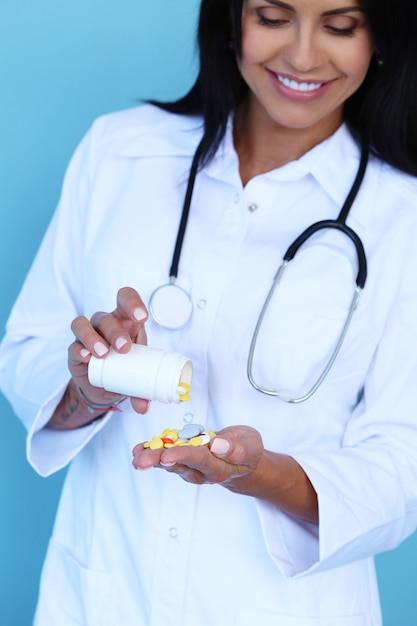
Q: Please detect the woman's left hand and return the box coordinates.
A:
[132,425,264,486]
[132,425,318,524]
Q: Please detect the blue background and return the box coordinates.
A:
[0,1,416,624]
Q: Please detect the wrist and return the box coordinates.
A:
[75,383,124,415]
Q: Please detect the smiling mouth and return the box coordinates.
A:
[276,74,324,92]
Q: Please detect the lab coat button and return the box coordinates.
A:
[169,527,179,539]
[197,299,207,310]
[233,193,240,203]
[183,413,194,424]
[248,203,258,212]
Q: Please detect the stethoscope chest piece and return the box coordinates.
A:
[149,282,193,330]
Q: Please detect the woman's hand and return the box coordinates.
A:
[132,425,264,484]
[69,286,149,414]
[47,287,150,430]
[132,425,318,524]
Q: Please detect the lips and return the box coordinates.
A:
[276,74,324,92]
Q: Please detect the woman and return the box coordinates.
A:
[1,0,417,624]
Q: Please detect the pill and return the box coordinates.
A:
[189,436,203,446]
[178,424,204,439]
[177,382,191,402]
[143,426,216,449]
[149,437,164,450]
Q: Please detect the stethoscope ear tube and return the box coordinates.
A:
[284,145,369,289]
[169,138,205,280]
[150,132,369,403]
[284,220,367,289]
[149,137,205,331]
[248,144,369,401]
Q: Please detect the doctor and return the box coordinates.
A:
[1,0,417,624]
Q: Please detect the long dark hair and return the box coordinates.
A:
[152,0,417,176]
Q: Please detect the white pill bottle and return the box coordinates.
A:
[88,344,192,404]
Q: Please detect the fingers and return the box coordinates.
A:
[89,287,148,351]
[70,287,148,359]
[71,316,110,359]
[131,426,264,483]
[130,397,150,415]
[210,426,264,470]
[115,287,148,324]
[67,287,150,413]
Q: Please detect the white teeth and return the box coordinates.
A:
[277,75,323,92]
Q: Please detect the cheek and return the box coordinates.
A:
[240,17,280,66]
[345,40,374,86]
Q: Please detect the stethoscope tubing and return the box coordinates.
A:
[151,132,369,402]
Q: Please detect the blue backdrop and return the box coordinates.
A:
[0,2,416,624]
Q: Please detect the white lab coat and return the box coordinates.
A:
[1,104,417,625]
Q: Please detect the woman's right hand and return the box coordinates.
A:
[47,287,150,430]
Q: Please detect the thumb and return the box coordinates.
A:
[210,437,231,456]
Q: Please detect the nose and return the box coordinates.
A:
[282,27,323,73]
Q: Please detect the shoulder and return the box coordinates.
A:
[368,158,417,227]
[363,157,417,259]
[377,161,417,202]
[87,104,204,158]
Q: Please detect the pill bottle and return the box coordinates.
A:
[88,344,192,403]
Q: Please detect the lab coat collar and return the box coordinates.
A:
[306,125,377,229]
[205,119,364,198]
[207,120,374,229]
[118,107,375,228]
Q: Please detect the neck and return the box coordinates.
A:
[234,98,341,187]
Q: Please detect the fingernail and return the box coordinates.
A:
[115,337,128,350]
[210,438,230,455]
[160,461,176,467]
[94,342,108,357]
[80,348,91,359]
[134,308,147,322]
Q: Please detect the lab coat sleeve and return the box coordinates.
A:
[256,225,417,577]
[0,123,113,477]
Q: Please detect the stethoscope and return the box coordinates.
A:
[149,137,369,402]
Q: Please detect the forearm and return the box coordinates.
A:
[223,450,318,524]
[46,379,105,430]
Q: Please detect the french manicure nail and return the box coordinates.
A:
[115,337,128,350]
[80,348,91,359]
[210,438,230,455]
[94,342,108,357]
[134,308,147,322]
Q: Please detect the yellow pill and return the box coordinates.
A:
[166,430,179,442]
[178,382,191,402]
[160,428,172,438]
[143,441,151,448]
[149,437,164,450]
[189,437,202,446]
[208,430,216,439]
[174,439,188,446]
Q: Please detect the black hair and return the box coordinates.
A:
[151,0,417,176]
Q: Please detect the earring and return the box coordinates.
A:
[375,52,384,67]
